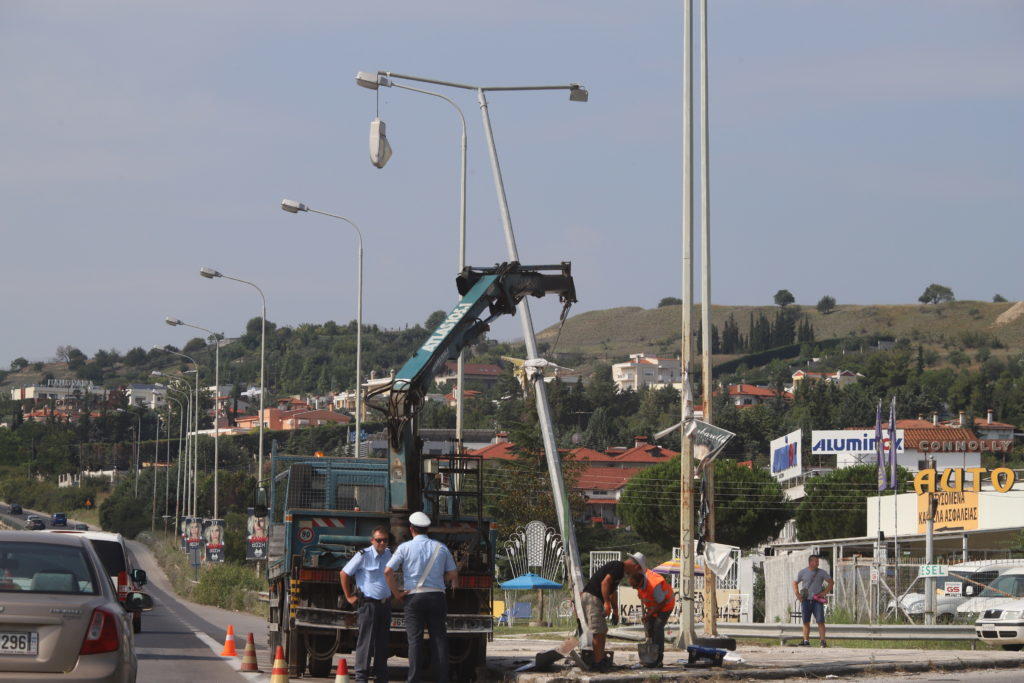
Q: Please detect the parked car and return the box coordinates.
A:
[8,504,22,515]
[975,598,1024,651]
[51,512,68,527]
[74,522,90,531]
[957,568,1024,617]
[25,518,45,531]
[45,530,148,633]
[891,561,1016,622]
[0,529,151,681]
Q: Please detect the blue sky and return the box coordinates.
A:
[2,1,1021,364]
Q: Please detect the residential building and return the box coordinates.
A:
[10,380,107,404]
[235,406,351,431]
[611,354,681,392]
[790,369,862,391]
[435,361,504,389]
[125,383,167,410]
[727,384,792,407]
[577,467,644,527]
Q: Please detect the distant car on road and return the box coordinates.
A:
[74,523,90,531]
[8,504,22,515]
[25,518,45,531]
[0,529,151,681]
[975,598,1024,651]
[51,512,68,527]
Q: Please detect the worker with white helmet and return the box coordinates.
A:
[384,511,458,682]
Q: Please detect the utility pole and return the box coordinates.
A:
[676,0,697,650]
[698,0,719,637]
[924,457,937,624]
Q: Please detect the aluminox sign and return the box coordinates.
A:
[811,429,903,465]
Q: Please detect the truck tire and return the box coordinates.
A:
[306,634,337,677]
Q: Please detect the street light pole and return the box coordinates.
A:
[164,395,183,533]
[358,79,469,452]
[200,268,267,489]
[167,318,222,518]
[152,349,200,517]
[356,69,590,644]
[279,202,364,457]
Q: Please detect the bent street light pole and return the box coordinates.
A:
[201,268,266,485]
[699,0,719,637]
[167,317,222,519]
[279,202,364,457]
[357,76,469,454]
[677,0,698,649]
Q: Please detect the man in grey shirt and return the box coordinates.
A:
[792,554,833,647]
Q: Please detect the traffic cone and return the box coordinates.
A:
[334,657,350,683]
[240,632,261,672]
[220,624,238,657]
[269,645,289,683]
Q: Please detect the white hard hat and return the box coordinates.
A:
[630,552,647,570]
[408,511,431,528]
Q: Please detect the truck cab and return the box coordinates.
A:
[266,448,494,679]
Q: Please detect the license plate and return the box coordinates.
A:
[0,632,38,656]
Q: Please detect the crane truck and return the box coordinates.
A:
[265,262,576,679]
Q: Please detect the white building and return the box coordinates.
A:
[125,384,167,410]
[10,380,106,403]
[611,354,681,392]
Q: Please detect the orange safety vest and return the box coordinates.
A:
[637,569,675,614]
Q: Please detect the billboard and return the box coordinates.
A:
[246,508,268,561]
[204,519,225,563]
[182,517,204,555]
[769,430,802,482]
[811,429,904,467]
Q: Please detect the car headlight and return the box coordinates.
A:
[1002,610,1022,620]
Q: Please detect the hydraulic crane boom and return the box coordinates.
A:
[366,261,576,523]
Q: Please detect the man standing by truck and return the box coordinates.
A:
[385,512,458,683]
[341,526,393,683]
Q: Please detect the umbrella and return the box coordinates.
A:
[500,572,563,590]
[652,558,704,576]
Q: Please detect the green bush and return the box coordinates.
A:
[192,563,263,611]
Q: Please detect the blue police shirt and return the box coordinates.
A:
[386,535,456,593]
[342,545,392,600]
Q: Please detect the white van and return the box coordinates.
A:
[45,530,148,633]
[957,567,1024,617]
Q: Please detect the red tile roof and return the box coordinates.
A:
[576,467,645,491]
[612,443,679,463]
[902,428,978,450]
[728,384,793,400]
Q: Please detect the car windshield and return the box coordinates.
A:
[89,540,127,576]
[978,575,1024,599]
[0,542,98,594]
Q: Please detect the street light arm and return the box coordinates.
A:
[302,208,365,249]
[381,71,584,95]
[389,82,467,131]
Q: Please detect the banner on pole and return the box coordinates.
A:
[246,508,268,560]
[204,519,225,563]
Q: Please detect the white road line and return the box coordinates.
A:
[192,629,270,682]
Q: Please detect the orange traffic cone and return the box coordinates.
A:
[269,645,289,683]
[240,632,261,672]
[220,624,238,657]
[334,657,350,683]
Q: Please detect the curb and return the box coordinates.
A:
[502,655,1024,681]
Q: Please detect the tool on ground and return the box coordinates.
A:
[515,635,578,673]
[219,624,237,657]
[334,657,350,683]
[240,632,260,672]
[269,645,289,683]
[637,638,660,668]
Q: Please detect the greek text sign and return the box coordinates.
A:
[916,491,979,533]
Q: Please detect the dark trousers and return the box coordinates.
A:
[355,599,392,682]
[644,612,670,665]
[405,592,448,683]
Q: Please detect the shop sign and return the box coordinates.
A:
[944,582,963,596]
[916,490,979,533]
[913,467,1016,494]
[918,564,949,578]
[919,439,1013,453]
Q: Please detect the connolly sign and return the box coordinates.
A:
[919,439,1013,453]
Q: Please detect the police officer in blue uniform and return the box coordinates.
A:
[384,512,458,683]
[341,526,393,682]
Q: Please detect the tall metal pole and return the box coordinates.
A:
[924,458,936,624]
[698,0,719,636]
[151,414,160,531]
[193,372,199,517]
[212,338,219,517]
[676,0,697,649]
[477,88,590,647]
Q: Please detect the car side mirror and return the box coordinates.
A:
[964,585,975,596]
[130,569,147,586]
[125,592,153,611]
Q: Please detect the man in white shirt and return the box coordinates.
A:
[384,512,458,683]
[341,526,393,682]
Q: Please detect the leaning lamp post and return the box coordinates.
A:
[280,200,364,456]
[166,317,222,519]
[200,267,268,496]
[354,69,591,645]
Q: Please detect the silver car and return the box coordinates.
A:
[0,530,151,681]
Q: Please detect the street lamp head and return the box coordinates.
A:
[355,71,390,90]
[280,199,308,214]
[369,117,393,169]
[199,267,221,279]
[569,84,589,103]
[165,317,182,326]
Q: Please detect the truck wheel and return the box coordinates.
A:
[306,634,337,677]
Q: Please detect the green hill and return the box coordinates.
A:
[537,300,1024,362]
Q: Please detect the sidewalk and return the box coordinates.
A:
[501,640,1024,681]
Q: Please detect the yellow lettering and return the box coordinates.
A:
[939,468,963,492]
[914,469,936,495]
[992,467,1015,493]
[966,467,986,492]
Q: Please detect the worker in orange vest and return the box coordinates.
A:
[628,562,675,668]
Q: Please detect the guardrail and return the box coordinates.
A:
[609,622,976,644]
